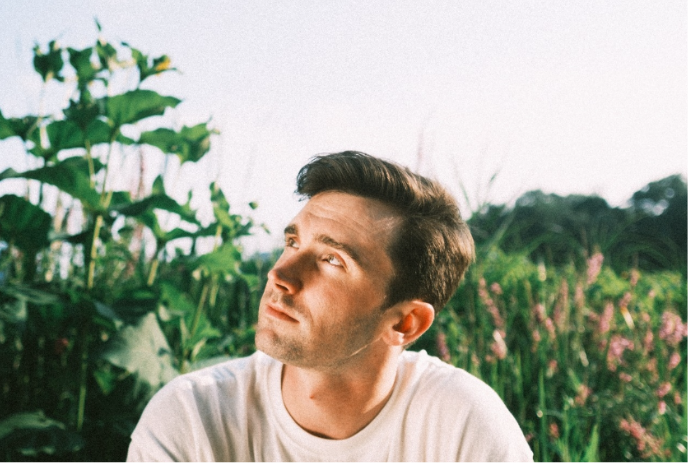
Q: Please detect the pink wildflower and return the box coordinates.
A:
[479,279,505,332]
[553,280,568,331]
[659,311,688,347]
[619,372,633,383]
[619,417,666,458]
[643,329,654,352]
[544,318,556,338]
[490,282,503,295]
[490,330,508,360]
[658,401,667,415]
[574,283,585,310]
[574,384,592,406]
[549,422,560,439]
[532,329,541,343]
[598,302,614,335]
[630,269,640,287]
[607,335,634,371]
[586,252,604,285]
[674,391,682,405]
[533,303,546,323]
[546,359,558,377]
[656,382,671,398]
[668,351,681,370]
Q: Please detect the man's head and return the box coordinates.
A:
[295,151,475,311]
[255,151,474,369]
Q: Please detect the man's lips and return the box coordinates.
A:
[265,303,299,323]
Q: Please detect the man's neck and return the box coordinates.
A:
[280,347,400,440]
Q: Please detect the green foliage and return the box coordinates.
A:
[0,29,260,460]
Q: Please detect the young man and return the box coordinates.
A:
[127,151,533,461]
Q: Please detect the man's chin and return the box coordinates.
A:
[255,328,306,365]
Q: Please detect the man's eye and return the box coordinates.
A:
[285,238,299,249]
[324,255,343,267]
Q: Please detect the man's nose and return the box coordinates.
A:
[267,252,306,294]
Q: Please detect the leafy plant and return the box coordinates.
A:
[0,26,258,460]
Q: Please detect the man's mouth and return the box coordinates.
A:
[265,303,299,323]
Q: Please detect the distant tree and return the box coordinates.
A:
[628,174,687,273]
[468,175,687,273]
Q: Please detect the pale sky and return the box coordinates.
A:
[0,0,685,252]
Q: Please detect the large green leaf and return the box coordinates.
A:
[0,110,39,141]
[115,193,199,225]
[0,158,103,210]
[193,242,240,275]
[100,312,178,396]
[0,412,84,457]
[105,90,181,128]
[0,195,51,252]
[139,122,217,164]
[29,119,84,161]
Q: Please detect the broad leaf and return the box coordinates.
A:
[139,122,217,164]
[115,194,199,225]
[100,312,178,396]
[0,158,103,210]
[0,195,51,252]
[105,90,181,128]
[193,242,240,275]
[0,110,39,141]
[29,119,84,161]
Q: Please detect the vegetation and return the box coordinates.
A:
[0,30,685,461]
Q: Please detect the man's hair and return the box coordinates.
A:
[295,151,475,311]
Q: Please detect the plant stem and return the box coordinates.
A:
[86,214,103,290]
[76,320,90,433]
[147,257,159,287]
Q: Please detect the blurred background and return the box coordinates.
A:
[0,1,685,461]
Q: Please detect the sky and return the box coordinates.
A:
[0,0,685,253]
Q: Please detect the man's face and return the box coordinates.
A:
[255,191,401,371]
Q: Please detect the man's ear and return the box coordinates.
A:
[383,300,435,347]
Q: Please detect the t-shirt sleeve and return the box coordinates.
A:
[126,378,205,462]
[451,374,533,462]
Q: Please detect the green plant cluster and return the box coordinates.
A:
[0,29,263,460]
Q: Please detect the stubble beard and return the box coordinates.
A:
[255,290,385,370]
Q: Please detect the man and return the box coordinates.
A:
[127,151,533,461]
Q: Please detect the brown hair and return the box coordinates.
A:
[295,151,475,311]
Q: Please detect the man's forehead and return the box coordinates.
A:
[286,192,401,264]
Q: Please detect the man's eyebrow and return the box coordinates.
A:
[317,234,362,265]
[283,224,363,265]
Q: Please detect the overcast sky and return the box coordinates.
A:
[0,0,685,252]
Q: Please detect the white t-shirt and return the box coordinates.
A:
[127,350,533,462]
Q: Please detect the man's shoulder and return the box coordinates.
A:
[397,350,533,461]
[399,349,517,420]
[162,350,275,394]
